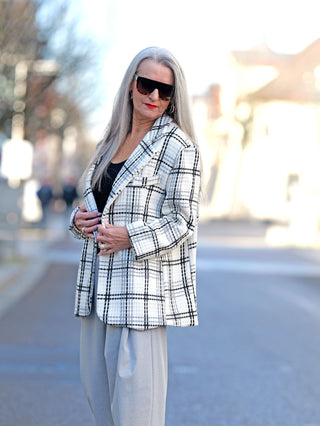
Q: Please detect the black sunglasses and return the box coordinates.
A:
[134,74,174,101]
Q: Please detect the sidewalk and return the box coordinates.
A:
[0,213,69,319]
[198,218,270,248]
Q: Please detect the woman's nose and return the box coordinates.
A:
[149,89,160,100]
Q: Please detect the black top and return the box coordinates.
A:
[93,161,125,213]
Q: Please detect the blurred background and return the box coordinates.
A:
[1,0,320,256]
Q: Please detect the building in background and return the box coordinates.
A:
[197,39,320,246]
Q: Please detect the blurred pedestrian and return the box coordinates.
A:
[36,177,53,226]
[69,47,201,426]
[62,177,78,215]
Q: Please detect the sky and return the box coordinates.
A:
[72,0,320,136]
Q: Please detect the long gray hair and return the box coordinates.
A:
[84,47,197,190]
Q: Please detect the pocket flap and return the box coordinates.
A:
[130,175,160,186]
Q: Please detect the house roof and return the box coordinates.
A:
[233,39,320,103]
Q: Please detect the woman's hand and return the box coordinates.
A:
[74,205,102,238]
[97,221,131,255]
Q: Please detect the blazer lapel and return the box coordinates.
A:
[83,163,99,213]
[104,115,173,211]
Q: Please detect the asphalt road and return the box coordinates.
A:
[1,233,320,425]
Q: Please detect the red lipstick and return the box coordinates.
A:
[145,104,157,109]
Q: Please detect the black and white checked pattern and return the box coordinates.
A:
[70,115,201,330]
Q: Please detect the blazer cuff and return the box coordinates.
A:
[126,220,174,261]
[69,206,86,240]
[126,222,146,260]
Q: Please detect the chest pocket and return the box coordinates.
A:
[129,175,161,187]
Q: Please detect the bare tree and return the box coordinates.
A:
[34,0,102,125]
[0,0,101,143]
[0,0,39,138]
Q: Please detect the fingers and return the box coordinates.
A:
[82,222,99,237]
[97,222,107,234]
[74,205,102,237]
[98,242,112,255]
[97,223,131,255]
[83,216,102,229]
[78,206,101,220]
[96,228,108,244]
[98,248,114,256]
[96,224,113,243]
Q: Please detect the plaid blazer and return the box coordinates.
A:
[70,115,201,330]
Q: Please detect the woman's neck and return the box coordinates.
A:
[111,126,150,163]
[111,115,157,163]
[130,115,155,139]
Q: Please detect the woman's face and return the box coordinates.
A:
[131,59,174,123]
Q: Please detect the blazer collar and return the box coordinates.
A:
[104,114,173,211]
[83,114,173,214]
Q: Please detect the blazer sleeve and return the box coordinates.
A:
[126,145,201,261]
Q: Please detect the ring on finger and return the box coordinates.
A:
[82,226,86,233]
[100,243,106,250]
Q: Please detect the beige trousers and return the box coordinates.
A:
[80,277,168,426]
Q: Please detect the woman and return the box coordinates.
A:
[69,47,201,426]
